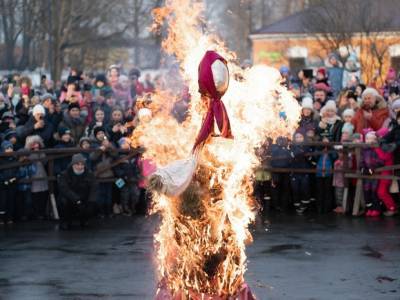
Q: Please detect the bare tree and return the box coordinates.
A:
[303,0,400,83]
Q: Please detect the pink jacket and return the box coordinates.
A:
[375,148,393,176]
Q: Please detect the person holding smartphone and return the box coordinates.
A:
[16,104,54,147]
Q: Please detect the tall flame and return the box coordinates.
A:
[131,0,301,298]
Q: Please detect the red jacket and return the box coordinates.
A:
[352,107,389,134]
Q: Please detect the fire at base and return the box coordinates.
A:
[130,0,301,299]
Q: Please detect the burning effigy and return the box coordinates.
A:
[130,0,301,299]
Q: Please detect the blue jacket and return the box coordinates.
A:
[17,163,37,191]
[316,152,334,178]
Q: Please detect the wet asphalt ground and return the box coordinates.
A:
[0,213,399,300]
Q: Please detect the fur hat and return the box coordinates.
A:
[342,108,355,118]
[301,96,314,110]
[25,135,44,149]
[32,104,45,116]
[361,87,383,103]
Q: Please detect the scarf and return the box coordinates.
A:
[192,51,233,152]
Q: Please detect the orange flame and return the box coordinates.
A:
[132,0,301,298]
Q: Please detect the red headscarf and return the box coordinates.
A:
[193,51,233,151]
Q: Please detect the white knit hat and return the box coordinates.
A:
[32,104,45,116]
[342,108,355,118]
[301,96,314,110]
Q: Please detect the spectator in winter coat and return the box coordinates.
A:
[53,127,74,176]
[91,74,113,99]
[298,96,318,133]
[381,68,399,101]
[381,111,400,168]
[107,107,130,145]
[114,138,141,215]
[315,143,336,214]
[41,93,62,129]
[0,141,18,224]
[361,131,383,217]
[60,77,83,105]
[90,126,118,217]
[113,75,133,110]
[129,68,145,100]
[316,100,343,142]
[289,131,312,214]
[327,53,344,98]
[375,128,397,216]
[270,137,292,211]
[336,90,351,117]
[341,109,355,140]
[143,74,155,93]
[333,150,346,214]
[17,104,54,147]
[0,111,16,134]
[58,103,86,145]
[352,88,389,134]
[85,108,106,138]
[58,153,96,230]
[25,135,48,219]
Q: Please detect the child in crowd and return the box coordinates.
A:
[54,127,74,176]
[289,131,312,214]
[114,138,141,216]
[361,131,383,217]
[90,126,118,217]
[375,128,398,216]
[0,141,18,224]
[316,100,343,142]
[270,137,292,212]
[16,152,36,221]
[332,150,345,214]
[341,108,355,134]
[25,135,49,220]
[315,140,336,214]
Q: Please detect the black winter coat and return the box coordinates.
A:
[58,166,96,204]
[16,116,54,147]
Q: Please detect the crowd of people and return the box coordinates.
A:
[0,66,188,229]
[255,53,400,218]
[0,53,399,229]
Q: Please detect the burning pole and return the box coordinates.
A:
[130,0,301,299]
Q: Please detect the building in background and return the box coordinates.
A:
[250,0,400,85]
